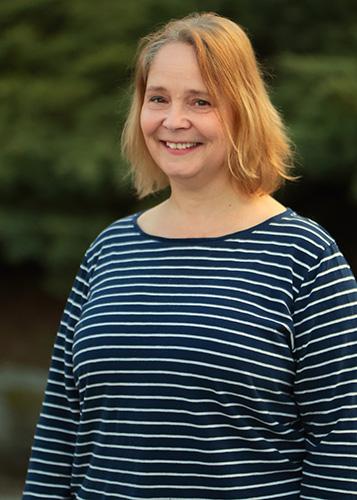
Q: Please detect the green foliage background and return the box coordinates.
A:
[1,0,357,294]
[0,1,356,492]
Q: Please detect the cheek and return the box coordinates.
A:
[140,108,158,138]
[202,115,226,139]
[215,123,229,152]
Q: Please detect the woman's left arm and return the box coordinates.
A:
[22,250,91,498]
[293,241,357,498]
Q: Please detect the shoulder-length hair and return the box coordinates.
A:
[121,12,297,199]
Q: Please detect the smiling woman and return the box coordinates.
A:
[140,42,229,190]
[22,12,357,500]
[122,12,295,204]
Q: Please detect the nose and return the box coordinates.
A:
[162,103,190,130]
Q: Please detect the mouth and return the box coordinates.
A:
[160,140,202,152]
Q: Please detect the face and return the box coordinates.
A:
[140,42,231,188]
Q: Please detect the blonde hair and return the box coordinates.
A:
[121,12,297,199]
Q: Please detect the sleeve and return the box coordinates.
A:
[22,251,91,499]
[293,241,357,499]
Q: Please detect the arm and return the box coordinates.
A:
[293,242,357,498]
[22,253,90,499]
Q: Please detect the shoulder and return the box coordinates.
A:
[256,208,355,297]
[269,208,336,250]
[277,208,336,248]
[83,211,140,267]
[279,208,355,272]
[253,207,341,272]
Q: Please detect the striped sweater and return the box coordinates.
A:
[23,207,357,499]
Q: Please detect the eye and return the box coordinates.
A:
[148,95,166,104]
[193,99,211,107]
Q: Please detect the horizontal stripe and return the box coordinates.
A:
[23,208,357,499]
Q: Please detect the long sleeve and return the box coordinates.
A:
[293,241,357,498]
[22,252,91,499]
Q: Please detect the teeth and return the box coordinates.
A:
[165,142,198,150]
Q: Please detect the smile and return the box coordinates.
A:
[162,141,202,150]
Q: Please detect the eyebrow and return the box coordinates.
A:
[145,85,210,97]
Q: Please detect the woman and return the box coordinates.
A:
[23,12,357,499]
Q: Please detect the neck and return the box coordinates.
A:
[137,178,284,239]
[164,176,258,222]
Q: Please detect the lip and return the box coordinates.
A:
[159,140,202,156]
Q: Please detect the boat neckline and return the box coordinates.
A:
[132,207,293,243]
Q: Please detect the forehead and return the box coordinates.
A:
[146,42,207,90]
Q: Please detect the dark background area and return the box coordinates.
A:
[0,0,356,497]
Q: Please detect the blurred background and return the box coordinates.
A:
[0,0,356,497]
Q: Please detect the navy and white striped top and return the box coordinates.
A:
[23,207,357,499]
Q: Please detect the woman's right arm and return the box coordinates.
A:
[293,241,357,498]
[22,251,91,499]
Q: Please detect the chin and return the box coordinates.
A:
[161,167,202,180]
